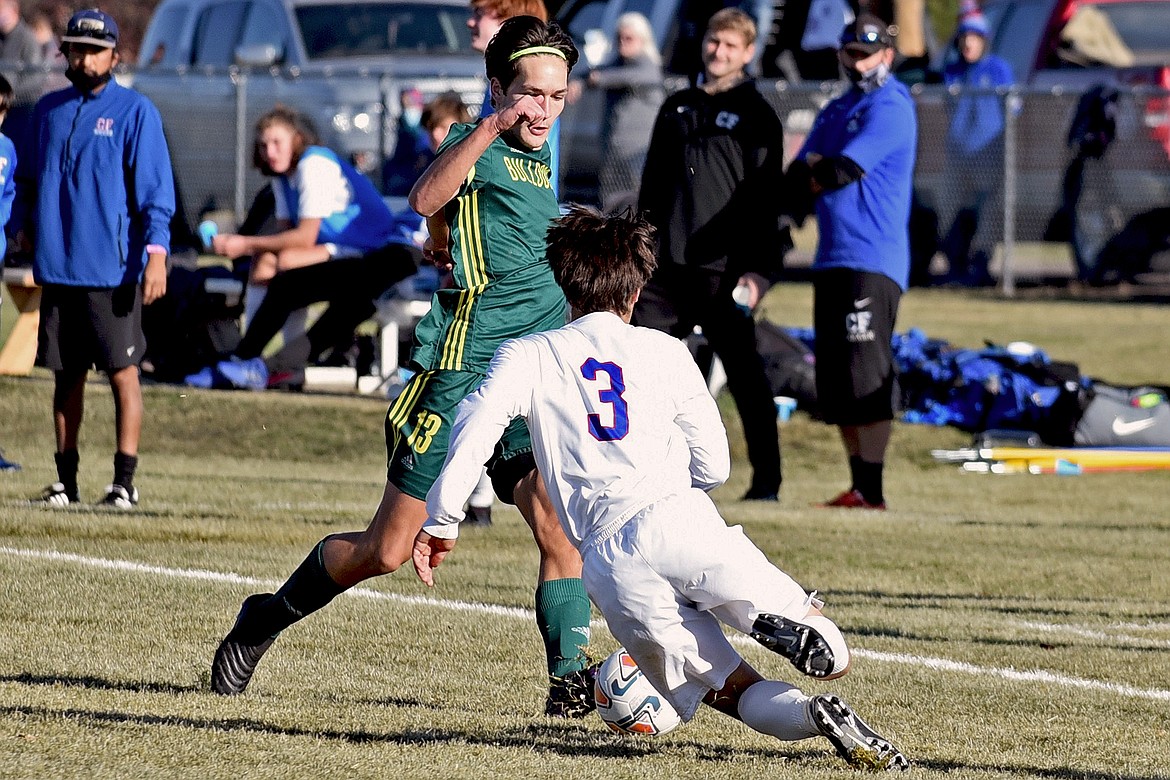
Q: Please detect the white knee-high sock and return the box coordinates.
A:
[803,614,851,676]
[243,284,267,331]
[280,307,308,350]
[737,680,819,741]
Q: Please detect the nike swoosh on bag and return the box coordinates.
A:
[854,297,872,308]
[1111,417,1157,436]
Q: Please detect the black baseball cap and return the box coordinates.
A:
[839,13,894,55]
[61,9,119,49]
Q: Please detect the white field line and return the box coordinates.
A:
[4,545,1170,704]
[1013,620,1170,649]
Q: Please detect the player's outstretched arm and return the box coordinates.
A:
[412,530,457,587]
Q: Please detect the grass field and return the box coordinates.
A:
[1,284,1168,779]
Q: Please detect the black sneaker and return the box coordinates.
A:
[750,612,837,678]
[40,482,79,508]
[810,693,909,771]
[100,484,139,509]
[544,663,600,719]
[211,593,278,695]
[741,486,779,501]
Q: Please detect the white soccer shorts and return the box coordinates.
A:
[582,489,813,721]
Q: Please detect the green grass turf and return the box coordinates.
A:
[1,284,1168,779]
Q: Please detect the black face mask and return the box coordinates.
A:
[65,66,113,94]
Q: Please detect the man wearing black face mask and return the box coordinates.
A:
[12,9,175,509]
[783,14,916,511]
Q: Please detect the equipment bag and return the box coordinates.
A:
[1074,384,1170,447]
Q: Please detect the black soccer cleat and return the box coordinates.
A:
[810,693,909,771]
[211,593,278,695]
[750,612,836,678]
[544,663,600,719]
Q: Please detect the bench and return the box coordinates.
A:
[0,266,40,376]
[301,294,431,395]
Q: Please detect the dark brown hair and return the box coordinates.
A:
[484,16,578,90]
[0,74,12,114]
[546,206,657,315]
[252,105,320,176]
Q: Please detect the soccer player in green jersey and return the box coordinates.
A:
[210,16,597,717]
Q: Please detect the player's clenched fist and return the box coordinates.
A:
[488,94,549,135]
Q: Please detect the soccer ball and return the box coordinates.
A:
[593,648,681,736]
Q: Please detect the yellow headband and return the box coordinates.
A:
[508,45,567,62]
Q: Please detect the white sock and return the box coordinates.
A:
[280,307,308,350]
[468,468,494,508]
[802,614,851,676]
[737,680,818,741]
[243,284,267,331]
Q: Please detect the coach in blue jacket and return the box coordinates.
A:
[785,13,917,511]
[12,9,175,509]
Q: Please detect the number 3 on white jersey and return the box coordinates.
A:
[581,358,628,441]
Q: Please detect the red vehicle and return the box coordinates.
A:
[985,0,1170,153]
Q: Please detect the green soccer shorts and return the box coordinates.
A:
[385,368,532,501]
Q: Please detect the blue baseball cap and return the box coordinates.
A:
[62,9,119,49]
[957,13,989,38]
[839,13,894,55]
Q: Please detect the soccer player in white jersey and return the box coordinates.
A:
[415,207,909,771]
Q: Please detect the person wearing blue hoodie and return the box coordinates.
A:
[0,73,20,473]
[12,9,175,509]
[937,9,1014,286]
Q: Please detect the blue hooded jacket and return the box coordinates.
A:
[943,52,1014,155]
[14,79,175,287]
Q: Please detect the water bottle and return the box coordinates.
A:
[198,220,218,251]
[732,282,752,314]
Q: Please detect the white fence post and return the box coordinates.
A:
[233,67,248,225]
[1000,87,1020,297]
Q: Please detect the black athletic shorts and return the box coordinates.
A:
[813,269,901,426]
[38,283,146,373]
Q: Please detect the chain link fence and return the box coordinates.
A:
[563,79,1170,291]
[5,64,1167,292]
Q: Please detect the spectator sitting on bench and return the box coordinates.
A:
[184,105,420,390]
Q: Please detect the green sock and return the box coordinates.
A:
[248,540,348,640]
[535,578,592,677]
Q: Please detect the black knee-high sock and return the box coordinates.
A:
[848,455,863,492]
[55,449,79,495]
[243,540,348,640]
[113,451,137,490]
[854,459,885,506]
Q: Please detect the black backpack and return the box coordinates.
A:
[142,265,243,382]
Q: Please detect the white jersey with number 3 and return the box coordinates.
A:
[426,311,730,545]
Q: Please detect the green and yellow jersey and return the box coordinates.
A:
[410,122,567,373]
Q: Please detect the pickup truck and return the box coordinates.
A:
[133,0,486,231]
